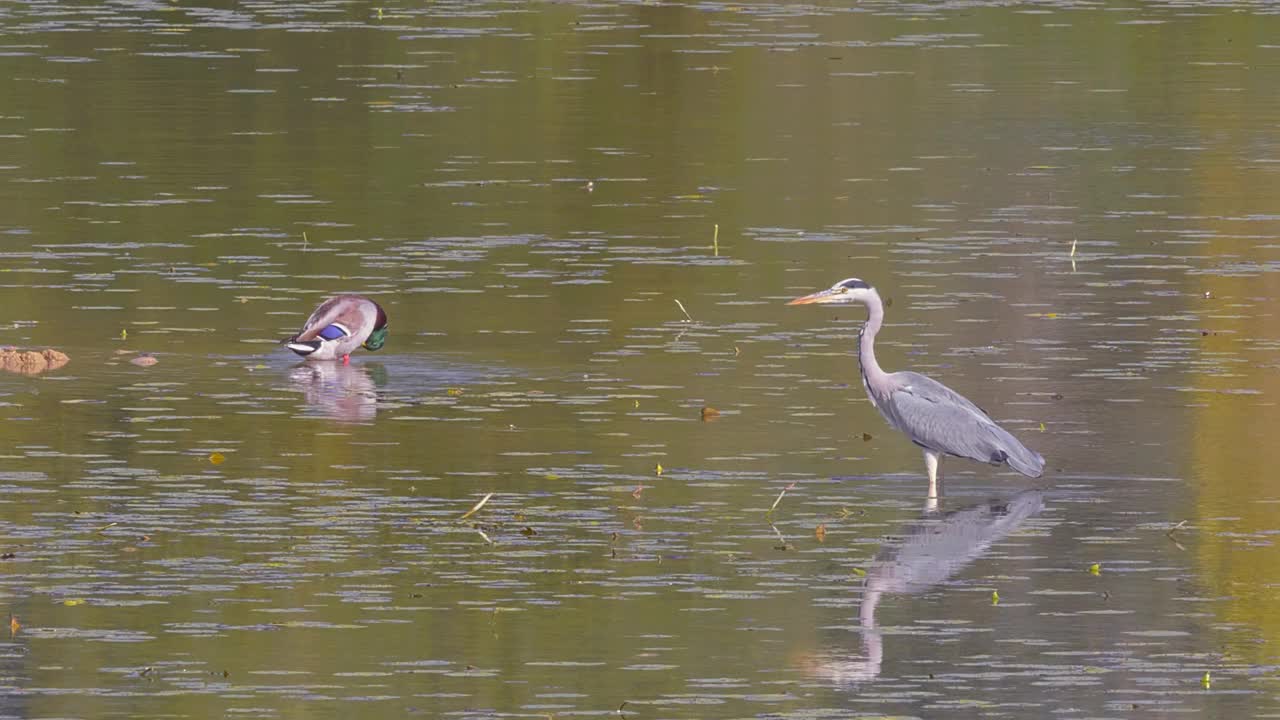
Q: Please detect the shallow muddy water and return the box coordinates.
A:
[2,1,1280,717]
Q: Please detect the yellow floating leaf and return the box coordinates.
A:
[543,473,560,481]
[991,590,1000,605]
[209,452,226,465]
[1202,671,1211,689]
[63,598,86,607]
[814,523,827,543]
[851,567,866,577]
[8,616,19,635]
[1088,563,1101,576]
[654,464,663,476]
[447,388,463,396]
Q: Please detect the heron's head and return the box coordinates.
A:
[787,277,876,306]
[362,304,389,351]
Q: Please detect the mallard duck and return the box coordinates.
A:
[285,295,388,363]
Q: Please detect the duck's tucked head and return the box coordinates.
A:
[362,304,389,351]
[787,277,876,306]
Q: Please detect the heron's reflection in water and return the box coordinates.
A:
[288,362,384,424]
[811,489,1045,685]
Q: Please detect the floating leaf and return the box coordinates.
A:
[208,452,226,465]
[991,590,1000,605]
[520,526,537,537]
[814,523,827,543]
[851,567,866,578]
[8,616,18,636]
[654,464,663,476]
[446,388,463,396]
[1088,563,1101,576]
[700,407,720,421]
[63,598,86,607]
[861,432,873,441]
[1201,672,1211,689]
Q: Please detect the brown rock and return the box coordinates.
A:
[0,349,70,375]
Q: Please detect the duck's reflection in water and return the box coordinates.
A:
[809,489,1045,685]
[288,361,383,424]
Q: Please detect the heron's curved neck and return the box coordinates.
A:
[858,291,889,385]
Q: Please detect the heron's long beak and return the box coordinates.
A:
[787,289,842,305]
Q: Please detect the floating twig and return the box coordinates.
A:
[712,223,719,256]
[459,492,494,520]
[674,299,693,322]
[769,522,792,551]
[767,482,798,517]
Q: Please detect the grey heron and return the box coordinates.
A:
[788,278,1045,498]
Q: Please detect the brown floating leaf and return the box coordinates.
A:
[130,354,159,367]
[208,452,226,465]
[700,406,721,421]
[861,432,873,441]
[0,348,69,375]
[815,523,827,543]
[520,526,537,537]
[8,615,18,636]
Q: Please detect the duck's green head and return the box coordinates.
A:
[362,304,389,351]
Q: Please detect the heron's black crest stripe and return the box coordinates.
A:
[838,278,871,290]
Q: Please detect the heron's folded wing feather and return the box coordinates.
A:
[886,375,1043,477]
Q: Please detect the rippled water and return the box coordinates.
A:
[2,0,1280,717]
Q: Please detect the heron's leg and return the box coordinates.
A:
[923,449,940,501]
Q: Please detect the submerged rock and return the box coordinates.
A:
[0,348,70,375]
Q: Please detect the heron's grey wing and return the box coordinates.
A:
[884,372,1045,477]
